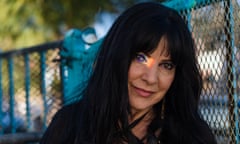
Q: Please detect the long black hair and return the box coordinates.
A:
[76,2,216,144]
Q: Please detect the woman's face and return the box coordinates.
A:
[128,37,175,117]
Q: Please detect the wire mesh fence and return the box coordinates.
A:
[0,42,62,136]
[176,0,240,143]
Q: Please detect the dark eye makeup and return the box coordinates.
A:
[135,53,148,63]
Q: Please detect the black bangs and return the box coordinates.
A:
[165,27,183,66]
[125,3,189,67]
[130,17,183,64]
[130,18,167,57]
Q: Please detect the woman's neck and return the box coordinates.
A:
[128,109,154,141]
[129,107,153,123]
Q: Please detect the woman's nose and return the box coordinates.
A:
[141,64,158,85]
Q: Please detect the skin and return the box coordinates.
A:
[128,37,175,123]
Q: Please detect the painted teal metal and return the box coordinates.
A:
[226,0,239,142]
[0,59,3,134]
[60,28,102,104]
[163,0,197,10]
[40,52,47,130]
[162,0,223,11]
[7,58,15,133]
[0,41,61,135]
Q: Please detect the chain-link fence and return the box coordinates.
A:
[172,0,240,143]
[0,42,62,138]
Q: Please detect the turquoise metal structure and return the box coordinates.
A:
[0,41,61,136]
[0,59,2,134]
[60,28,103,104]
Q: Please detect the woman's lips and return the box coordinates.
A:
[133,86,154,97]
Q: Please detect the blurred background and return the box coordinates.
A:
[0,0,165,52]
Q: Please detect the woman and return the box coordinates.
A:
[40,2,217,144]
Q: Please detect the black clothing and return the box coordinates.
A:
[40,102,84,144]
[40,100,217,144]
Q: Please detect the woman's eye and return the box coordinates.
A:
[135,53,148,63]
[159,62,175,70]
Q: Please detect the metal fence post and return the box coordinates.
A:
[40,52,47,130]
[224,0,239,143]
[7,58,15,133]
[0,58,3,134]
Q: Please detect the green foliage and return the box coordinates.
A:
[39,0,115,30]
[0,0,53,50]
[0,0,163,51]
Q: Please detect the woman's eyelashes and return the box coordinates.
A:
[135,53,148,63]
[159,62,175,70]
[135,52,175,73]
